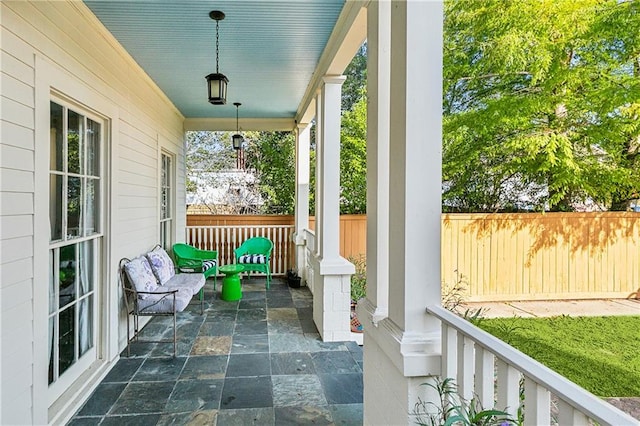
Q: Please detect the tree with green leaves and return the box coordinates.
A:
[340,96,367,214]
[443,0,640,212]
[244,131,296,214]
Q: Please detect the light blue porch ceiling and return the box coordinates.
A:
[84,0,346,122]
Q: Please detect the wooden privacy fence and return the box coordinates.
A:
[186,214,368,266]
[442,212,640,301]
[187,213,640,301]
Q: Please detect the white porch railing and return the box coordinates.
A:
[185,225,295,276]
[303,228,315,294]
[427,305,638,426]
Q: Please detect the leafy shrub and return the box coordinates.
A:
[348,254,366,302]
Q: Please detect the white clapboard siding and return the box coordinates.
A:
[1,120,35,151]
[1,51,35,86]
[0,257,33,286]
[1,72,34,107]
[0,215,33,240]
[0,144,34,170]
[0,0,187,424]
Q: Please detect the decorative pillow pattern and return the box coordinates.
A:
[124,256,159,299]
[238,254,267,264]
[202,259,217,270]
[146,247,175,284]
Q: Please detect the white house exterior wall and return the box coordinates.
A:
[1,1,185,424]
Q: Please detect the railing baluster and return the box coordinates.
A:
[442,323,457,379]
[457,334,474,401]
[474,345,495,408]
[557,399,590,426]
[496,359,520,418]
[523,377,550,426]
[185,224,295,275]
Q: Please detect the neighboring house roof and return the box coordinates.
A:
[187,170,263,207]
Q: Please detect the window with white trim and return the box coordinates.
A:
[48,100,102,387]
[160,152,173,249]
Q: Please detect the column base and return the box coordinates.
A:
[357,299,442,424]
[311,255,356,342]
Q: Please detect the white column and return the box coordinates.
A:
[312,76,355,342]
[359,0,390,326]
[293,122,311,282]
[317,76,345,263]
[314,91,323,257]
[360,2,444,424]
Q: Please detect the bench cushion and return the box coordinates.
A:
[238,254,267,264]
[163,272,205,296]
[123,256,159,299]
[137,288,191,313]
[178,259,217,273]
[146,246,175,284]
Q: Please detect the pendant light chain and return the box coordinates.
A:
[215,19,220,74]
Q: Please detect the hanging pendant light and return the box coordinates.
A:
[232,102,244,150]
[205,10,228,105]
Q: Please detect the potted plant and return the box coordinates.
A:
[286,268,301,288]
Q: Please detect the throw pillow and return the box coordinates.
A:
[146,246,175,285]
[124,256,159,299]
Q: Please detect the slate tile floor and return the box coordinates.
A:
[68,277,363,425]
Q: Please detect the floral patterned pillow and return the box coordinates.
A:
[146,246,175,285]
[124,256,159,299]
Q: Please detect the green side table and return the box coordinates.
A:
[219,264,245,301]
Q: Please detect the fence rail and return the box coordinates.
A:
[427,305,638,426]
[442,212,640,301]
[187,212,640,301]
[185,225,295,276]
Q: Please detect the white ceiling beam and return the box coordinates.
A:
[184,117,295,132]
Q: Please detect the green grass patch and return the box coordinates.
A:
[477,315,640,397]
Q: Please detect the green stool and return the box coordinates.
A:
[219,264,245,301]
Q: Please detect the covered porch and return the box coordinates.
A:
[0,1,637,425]
[68,277,363,425]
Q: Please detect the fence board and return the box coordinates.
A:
[441,212,640,301]
[187,212,639,301]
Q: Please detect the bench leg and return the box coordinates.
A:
[172,311,177,357]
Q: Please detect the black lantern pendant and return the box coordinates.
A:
[232,102,244,150]
[206,11,228,105]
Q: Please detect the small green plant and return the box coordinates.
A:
[442,270,486,324]
[414,377,517,426]
[348,254,366,302]
[493,317,524,344]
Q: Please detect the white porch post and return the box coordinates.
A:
[360,2,444,424]
[312,76,356,342]
[359,0,390,326]
[293,122,311,283]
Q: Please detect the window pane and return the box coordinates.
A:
[78,241,94,296]
[48,316,55,385]
[78,296,93,357]
[49,250,57,314]
[67,110,84,174]
[87,118,100,177]
[161,187,169,220]
[67,176,82,238]
[85,178,99,236]
[50,174,63,241]
[59,245,76,308]
[50,102,64,172]
[58,305,75,376]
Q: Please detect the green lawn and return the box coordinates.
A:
[476,315,640,397]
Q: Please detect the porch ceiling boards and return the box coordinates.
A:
[83,0,350,129]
